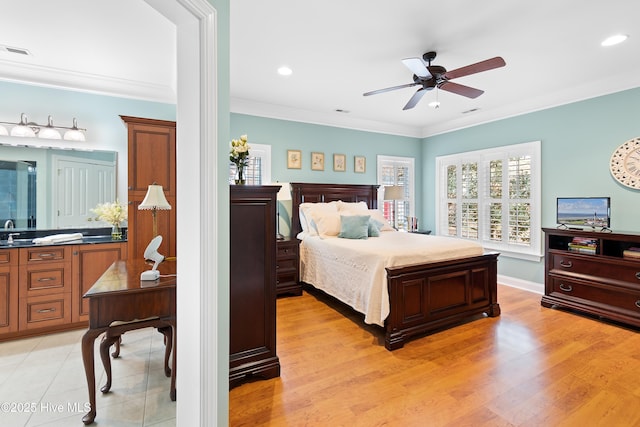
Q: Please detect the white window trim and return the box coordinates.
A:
[249,143,271,184]
[435,141,542,261]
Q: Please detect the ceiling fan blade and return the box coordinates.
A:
[363,82,419,96]
[401,57,432,79]
[403,88,428,110]
[443,56,506,80]
[439,81,484,98]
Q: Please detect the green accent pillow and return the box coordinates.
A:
[338,215,370,239]
[368,218,384,237]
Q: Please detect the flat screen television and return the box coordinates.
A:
[556,197,610,229]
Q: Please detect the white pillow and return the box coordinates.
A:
[310,211,342,238]
[299,202,338,236]
[368,209,394,231]
[337,200,369,212]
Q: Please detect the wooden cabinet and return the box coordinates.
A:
[72,242,128,322]
[542,227,640,327]
[121,116,176,259]
[276,239,301,296]
[0,241,127,341]
[0,249,18,334]
[229,185,280,387]
[18,246,72,330]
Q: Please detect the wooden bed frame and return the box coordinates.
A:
[290,182,500,350]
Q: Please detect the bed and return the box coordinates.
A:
[290,182,500,350]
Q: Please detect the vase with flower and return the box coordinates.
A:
[230,134,250,185]
[91,200,128,240]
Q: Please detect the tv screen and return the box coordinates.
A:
[556,197,610,228]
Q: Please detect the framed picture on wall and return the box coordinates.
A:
[354,155,366,173]
[287,150,302,169]
[311,152,324,171]
[333,154,346,172]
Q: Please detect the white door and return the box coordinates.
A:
[53,156,116,228]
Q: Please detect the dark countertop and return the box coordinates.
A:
[0,227,127,249]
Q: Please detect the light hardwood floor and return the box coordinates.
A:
[230,284,640,426]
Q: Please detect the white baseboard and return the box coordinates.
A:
[498,274,544,295]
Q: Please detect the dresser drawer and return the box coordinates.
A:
[276,258,297,272]
[276,242,298,260]
[549,276,640,317]
[19,293,72,330]
[550,253,640,285]
[19,246,71,264]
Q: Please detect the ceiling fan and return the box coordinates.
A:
[363,51,506,110]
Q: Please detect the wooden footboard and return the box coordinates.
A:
[384,252,500,350]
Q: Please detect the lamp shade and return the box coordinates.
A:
[277,182,292,201]
[11,113,35,137]
[38,116,62,139]
[63,118,85,141]
[384,185,404,200]
[139,184,172,210]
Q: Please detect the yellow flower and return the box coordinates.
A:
[91,200,128,226]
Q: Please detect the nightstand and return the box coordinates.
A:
[276,238,302,296]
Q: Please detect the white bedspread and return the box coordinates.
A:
[299,231,483,326]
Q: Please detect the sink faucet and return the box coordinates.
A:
[4,219,14,230]
[7,233,20,244]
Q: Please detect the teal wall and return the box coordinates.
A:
[422,87,640,284]
[231,113,422,237]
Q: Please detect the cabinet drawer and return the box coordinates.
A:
[19,246,71,264]
[19,263,71,298]
[550,253,640,285]
[276,271,298,288]
[549,276,640,316]
[0,249,17,265]
[276,258,297,272]
[277,243,298,259]
[19,293,71,330]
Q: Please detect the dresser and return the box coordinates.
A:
[276,238,301,296]
[542,227,640,327]
[229,185,280,387]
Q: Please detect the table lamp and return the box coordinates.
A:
[138,183,172,237]
[276,182,292,240]
[383,185,404,229]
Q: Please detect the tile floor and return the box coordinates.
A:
[0,328,175,426]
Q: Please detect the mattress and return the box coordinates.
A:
[298,231,484,326]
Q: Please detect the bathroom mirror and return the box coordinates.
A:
[0,143,117,231]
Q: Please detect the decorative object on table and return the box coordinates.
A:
[610,136,640,189]
[229,134,250,184]
[139,183,172,237]
[354,155,366,173]
[140,235,165,280]
[287,149,301,169]
[333,154,346,172]
[311,152,324,171]
[383,185,404,229]
[406,216,418,232]
[91,200,128,240]
[276,182,292,240]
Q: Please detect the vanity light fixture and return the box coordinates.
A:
[277,65,293,76]
[0,113,87,141]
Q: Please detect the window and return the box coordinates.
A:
[228,143,271,184]
[435,141,541,260]
[377,155,415,230]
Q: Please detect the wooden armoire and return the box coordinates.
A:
[229,185,281,387]
[120,116,176,259]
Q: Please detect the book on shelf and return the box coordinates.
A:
[623,249,640,259]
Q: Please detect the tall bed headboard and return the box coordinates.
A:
[290,182,379,237]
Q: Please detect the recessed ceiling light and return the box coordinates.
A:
[428,101,440,109]
[462,108,480,114]
[601,34,628,47]
[277,66,292,76]
[335,109,350,113]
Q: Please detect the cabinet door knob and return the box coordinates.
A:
[559,260,573,268]
[636,272,640,280]
[559,283,573,292]
[635,300,640,309]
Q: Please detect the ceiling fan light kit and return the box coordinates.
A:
[364,51,506,110]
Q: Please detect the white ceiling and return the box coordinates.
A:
[2,0,639,138]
